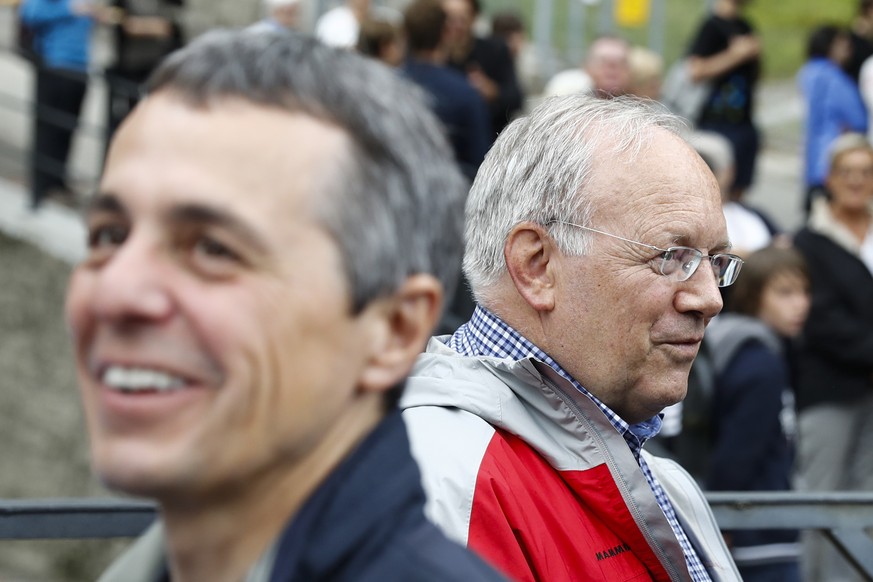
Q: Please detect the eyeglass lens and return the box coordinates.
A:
[660,247,741,287]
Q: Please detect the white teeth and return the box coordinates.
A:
[102,366,186,393]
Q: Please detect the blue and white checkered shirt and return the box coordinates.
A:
[447,306,711,582]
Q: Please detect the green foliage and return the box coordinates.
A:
[746,0,855,78]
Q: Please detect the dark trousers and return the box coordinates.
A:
[698,120,760,195]
[739,561,801,582]
[31,66,87,207]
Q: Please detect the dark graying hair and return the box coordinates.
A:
[146,29,467,312]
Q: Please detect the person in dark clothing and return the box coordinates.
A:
[66,29,505,582]
[19,0,101,208]
[705,246,810,582]
[104,0,184,146]
[402,0,490,181]
[793,132,873,582]
[402,0,488,327]
[442,0,522,136]
[686,0,761,201]
[846,0,873,83]
[490,10,525,63]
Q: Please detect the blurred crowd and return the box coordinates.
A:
[10,0,873,580]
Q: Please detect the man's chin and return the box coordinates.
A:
[93,451,189,499]
[646,378,690,416]
[97,467,166,498]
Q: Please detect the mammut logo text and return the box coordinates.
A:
[596,543,631,561]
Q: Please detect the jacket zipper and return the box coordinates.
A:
[540,374,684,582]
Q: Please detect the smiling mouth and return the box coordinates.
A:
[100,365,189,394]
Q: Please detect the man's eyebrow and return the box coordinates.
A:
[707,238,733,254]
[669,234,732,254]
[168,204,269,253]
[85,193,127,217]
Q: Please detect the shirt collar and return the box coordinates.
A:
[447,305,662,452]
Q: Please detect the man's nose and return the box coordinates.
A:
[675,261,723,319]
[90,236,174,325]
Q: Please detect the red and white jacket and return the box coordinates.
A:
[401,338,740,582]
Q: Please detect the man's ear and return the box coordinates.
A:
[504,222,558,313]
[358,274,443,394]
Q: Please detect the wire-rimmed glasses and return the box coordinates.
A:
[548,221,743,288]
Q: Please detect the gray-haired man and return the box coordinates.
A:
[66,29,504,582]
[401,95,743,581]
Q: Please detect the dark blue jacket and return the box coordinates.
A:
[266,409,506,581]
[705,315,800,565]
[402,60,491,180]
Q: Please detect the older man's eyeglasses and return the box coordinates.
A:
[549,221,743,288]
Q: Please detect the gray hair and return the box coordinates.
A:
[146,29,467,312]
[827,132,873,171]
[463,94,683,300]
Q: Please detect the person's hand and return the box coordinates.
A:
[467,66,499,103]
[122,15,173,37]
[94,5,124,25]
[728,34,761,63]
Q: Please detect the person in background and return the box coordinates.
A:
[490,10,524,63]
[401,93,741,581]
[798,25,868,215]
[686,0,761,202]
[705,246,809,582]
[847,0,873,84]
[628,44,663,100]
[793,132,873,582]
[20,0,105,209]
[104,0,185,146]
[442,0,522,136]
[585,35,632,98]
[69,29,505,582]
[249,0,302,33]
[402,0,489,181]
[540,35,631,101]
[315,0,370,48]
[689,130,781,259]
[541,65,593,99]
[357,18,405,67]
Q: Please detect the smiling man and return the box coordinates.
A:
[65,29,505,582]
[401,95,743,581]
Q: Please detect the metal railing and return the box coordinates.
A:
[709,492,873,580]
[2,493,873,579]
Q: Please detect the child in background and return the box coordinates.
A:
[704,246,811,582]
